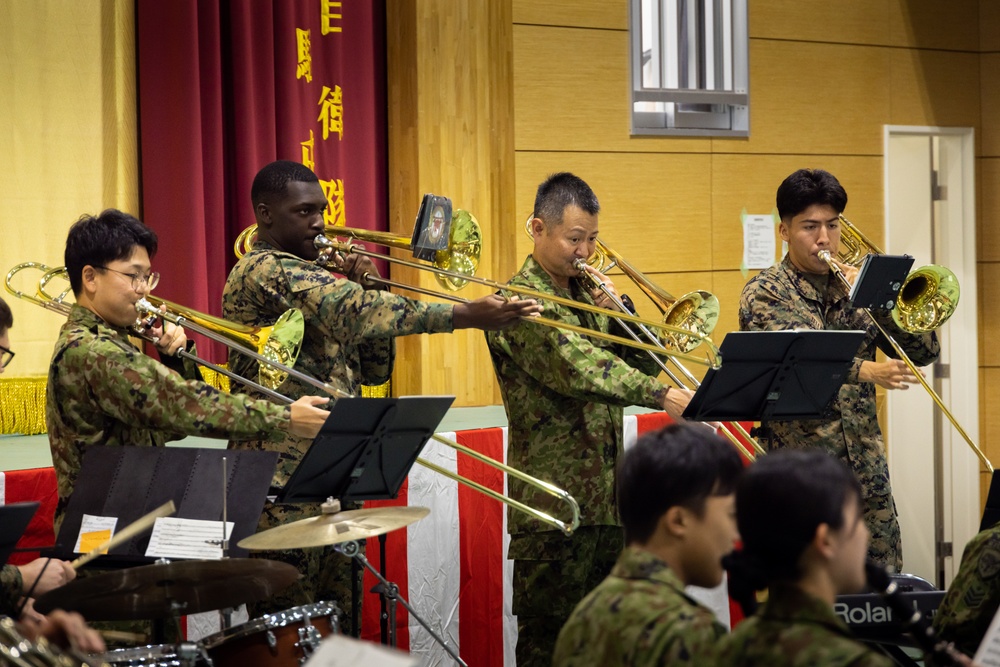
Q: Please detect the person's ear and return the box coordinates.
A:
[530,217,547,240]
[660,506,689,539]
[779,220,791,243]
[80,266,99,296]
[256,202,272,227]
[812,522,836,560]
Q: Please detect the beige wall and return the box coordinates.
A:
[390,0,994,499]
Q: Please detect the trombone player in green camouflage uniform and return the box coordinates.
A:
[738,169,939,571]
[487,172,696,667]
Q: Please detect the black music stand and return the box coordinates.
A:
[848,254,913,311]
[53,447,278,565]
[279,395,453,645]
[683,331,865,434]
[980,474,1000,531]
[0,502,40,567]
[279,396,454,503]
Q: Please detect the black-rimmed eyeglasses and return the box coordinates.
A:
[0,345,13,369]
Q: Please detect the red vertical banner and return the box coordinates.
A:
[138,0,387,362]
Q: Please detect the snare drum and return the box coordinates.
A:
[200,601,340,667]
[101,643,202,667]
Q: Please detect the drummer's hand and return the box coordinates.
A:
[289,395,331,438]
[18,558,75,597]
[20,604,106,654]
[662,387,696,422]
[145,306,188,357]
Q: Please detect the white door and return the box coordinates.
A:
[884,126,979,587]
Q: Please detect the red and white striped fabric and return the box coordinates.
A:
[359,413,749,665]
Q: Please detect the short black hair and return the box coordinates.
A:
[775,169,848,222]
[0,295,12,331]
[728,449,862,589]
[65,210,158,296]
[251,160,320,207]
[617,423,744,545]
[532,172,600,227]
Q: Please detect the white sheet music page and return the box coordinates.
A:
[974,603,1000,666]
[144,517,234,560]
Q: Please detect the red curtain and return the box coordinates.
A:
[137,0,387,362]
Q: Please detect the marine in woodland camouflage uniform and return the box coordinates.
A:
[716,583,893,667]
[223,239,454,634]
[739,169,938,570]
[933,523,1000,656]
[222,160,539,635]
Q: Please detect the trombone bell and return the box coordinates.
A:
[891,265,960,334]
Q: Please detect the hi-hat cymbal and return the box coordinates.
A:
[238,506,430,550]
[34,558,299,621]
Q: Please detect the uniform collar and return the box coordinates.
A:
[68,303,132,339]
[779,254,850,305]
[760,582,854,636]
[611,546,689,592]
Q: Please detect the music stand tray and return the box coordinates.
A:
[0,502,39,567]
[683,330,865,423]
[279,396,455,504]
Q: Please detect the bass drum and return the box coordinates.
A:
[200,601,340,667]
[100,643,203,667]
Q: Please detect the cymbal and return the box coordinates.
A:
[34,558,299,621]
[238,506,430,550]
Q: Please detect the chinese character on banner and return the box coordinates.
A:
[301,131,315,172]
[321,0,343,35]
[317,85,344,140]
[321,178,346,227]
[296,28,312,82]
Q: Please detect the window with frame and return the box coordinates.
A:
[630,0,749,137]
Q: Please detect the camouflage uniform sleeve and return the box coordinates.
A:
[0,565,21,616]
[158,340,205,381]
[933,528,1000,657]
[356,338,394,386]
[61,336,291,439]
[490,314,667,410]
[650,614,726,665]
[869,310,940,367]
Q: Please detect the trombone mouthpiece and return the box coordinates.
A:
[573,259,587,272]
[818,250,832,262]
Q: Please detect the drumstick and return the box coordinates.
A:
[71,500,176,569]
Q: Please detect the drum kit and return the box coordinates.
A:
[12,504,432,667]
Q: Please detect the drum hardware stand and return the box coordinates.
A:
[336,539,468,667]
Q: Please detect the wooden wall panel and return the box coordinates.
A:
[979,263,1000,368]
[982,0,1000,53]
[889,50,980,128]
[512,0,625,30]
[979,159,1000,262]
[710,155,884,271]
[513,152,713,274]
[387,0,515,405]
[715,40,891,156]
[888,0,980,51]
[512,25,707,154]
[750,0,890,46]
[981,54,1000,157]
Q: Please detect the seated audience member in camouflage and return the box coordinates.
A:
[222,160,541,633]
[718,450,893,667]
[738,169,939,571]
[0,295,104,654]
[47,210,332,531]
[486,172,696,667]
[552,423,743,667]
[934,523,1000,657]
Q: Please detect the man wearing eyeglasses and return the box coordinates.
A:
[46,209,333,534]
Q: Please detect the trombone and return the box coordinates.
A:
[521,217,762,457]
[818,250,992,473]
[234,209,482,292]
[8,262,582,535]
[7,262,310,394]
[836,214,960,333]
